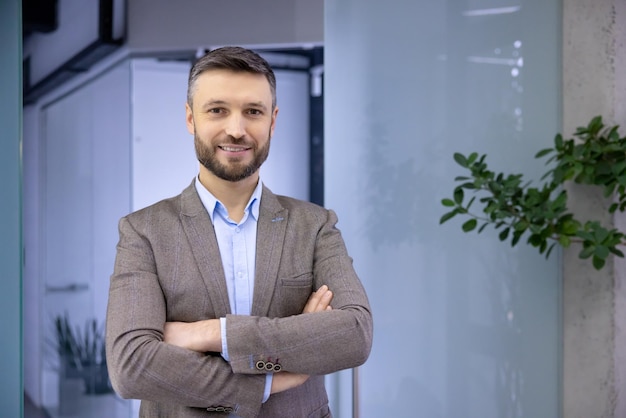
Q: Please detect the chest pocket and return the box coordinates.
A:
[276,272,313,316]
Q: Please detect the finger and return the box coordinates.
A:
[317,290,333,312]
[308,289,332,313]
[302,285,328,313]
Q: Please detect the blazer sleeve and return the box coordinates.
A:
[106,215,265,418]
[225,208,374,376]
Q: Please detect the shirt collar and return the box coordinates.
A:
[194,176,262,223]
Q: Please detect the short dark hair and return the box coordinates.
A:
[187,46,277,109]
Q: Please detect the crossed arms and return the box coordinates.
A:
[164,285,334,394]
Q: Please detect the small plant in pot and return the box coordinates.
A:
[52,313,113,395]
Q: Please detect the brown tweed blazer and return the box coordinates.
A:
[105,181,373,418]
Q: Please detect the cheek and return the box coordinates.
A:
[193,123,218,138]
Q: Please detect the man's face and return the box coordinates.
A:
[186,69,278,182]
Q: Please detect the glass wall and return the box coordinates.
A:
[325,1,561,417]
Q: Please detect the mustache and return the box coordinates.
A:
[220,135,250,146]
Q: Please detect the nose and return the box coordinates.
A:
[224,114,246,139]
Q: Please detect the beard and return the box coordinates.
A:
[195,132,271,182]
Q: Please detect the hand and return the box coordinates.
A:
[270,372,309,394]
[267,285,331,396]
[302,285,333,314]
[163,319,221,353]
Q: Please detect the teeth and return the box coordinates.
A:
[221,146,246,152]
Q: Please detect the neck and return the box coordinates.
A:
[198,167,259,222]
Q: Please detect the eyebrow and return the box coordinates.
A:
[201,100,268,111]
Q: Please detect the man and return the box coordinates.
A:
[106,46,373,418]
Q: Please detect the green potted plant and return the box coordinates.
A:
[52,313,112,395]
[440,116,626,270]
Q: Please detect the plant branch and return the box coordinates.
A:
[440,116,626,270]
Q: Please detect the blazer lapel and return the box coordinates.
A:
[179,182,231,317]
[251,185,288,317]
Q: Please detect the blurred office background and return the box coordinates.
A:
[2,0,625,417]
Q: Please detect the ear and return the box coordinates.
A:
[185,103,195,135]
[269,106,279,137]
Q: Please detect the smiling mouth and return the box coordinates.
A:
[219,145,250,152]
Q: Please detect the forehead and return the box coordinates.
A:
[192,69,272,105]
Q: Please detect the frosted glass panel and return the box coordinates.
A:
[325,1,560,417]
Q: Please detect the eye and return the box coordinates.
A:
[208,107,225,114]
[247,108,263,116]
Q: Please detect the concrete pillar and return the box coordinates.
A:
[562,0,626,416]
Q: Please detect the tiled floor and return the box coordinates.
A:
[24,394,50,418]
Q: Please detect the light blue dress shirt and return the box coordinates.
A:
[194,177,273,404]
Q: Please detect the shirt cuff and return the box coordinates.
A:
[263,374,273,403]
[220,317,229,361]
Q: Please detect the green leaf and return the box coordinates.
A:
[462,219,478,232]
[454,188,464,205]
[561,219,580,235]
[555,133,564,148]
[499,227,510,241]
[439,210,458,224]
[454,153,469,168]
[594,245,610,259]
[579,246,595,259]
[593,227,609,243]
[441,198,455,207]
[592,256,606,270]
[528,234,543,247]
[558,235,571,247]
[511,230,523,246]
[535,148,554,158]
[459,182,476,190]
[514,220,528,231]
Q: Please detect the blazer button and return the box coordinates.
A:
[207,405,230,412]
[273,363,282,372]
[255,360,266,371]
[265,362,275,371]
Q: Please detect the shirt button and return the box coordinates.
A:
[235,227,241,233]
